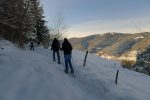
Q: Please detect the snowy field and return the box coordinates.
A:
[0,39,150,100]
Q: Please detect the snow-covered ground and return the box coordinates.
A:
[0,39,150,100]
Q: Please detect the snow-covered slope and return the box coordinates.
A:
[0,39,150,100]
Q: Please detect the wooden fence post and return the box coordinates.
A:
[83,51,88,67]
[115,70,119,85]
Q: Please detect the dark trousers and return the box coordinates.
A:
[53,50,60,63]
[30,46,34,51]
[64,54,74,73]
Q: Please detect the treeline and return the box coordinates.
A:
[0,0,49,47]
[133,46,150,75]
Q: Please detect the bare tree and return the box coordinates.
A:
[52,11,68,39]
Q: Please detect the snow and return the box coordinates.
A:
[0,39,150,100]
[134,36,144,40]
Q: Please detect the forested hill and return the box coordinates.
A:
[69,32,150,57]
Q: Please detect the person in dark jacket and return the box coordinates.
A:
[62,38,74,74]
[51,38,60,64]
[30,41,34,51]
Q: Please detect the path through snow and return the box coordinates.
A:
[0,40,150,100]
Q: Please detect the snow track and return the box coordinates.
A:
[0,40,150,100]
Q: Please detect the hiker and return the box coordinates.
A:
[30,41,34,51]
[51,38,61,64]
[62,38,74,74]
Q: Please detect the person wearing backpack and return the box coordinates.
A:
[51,38,61,64]
[62,38,74,74]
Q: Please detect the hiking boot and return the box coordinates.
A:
[71,71,74,74]
[64,70,68,74]
[58,61,61,64]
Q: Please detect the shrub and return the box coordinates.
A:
[121,59,136,69]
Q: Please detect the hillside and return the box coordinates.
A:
[133,46,150,75]
[70,32,150,61]
[0,39,150,100]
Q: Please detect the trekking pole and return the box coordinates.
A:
[71,52,80,75]
[60,50,65,67]
[71,53,74,65]
[83,51,88,67]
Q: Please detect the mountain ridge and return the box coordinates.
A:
[69,32,150,62]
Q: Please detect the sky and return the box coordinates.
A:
[41,0,150,38]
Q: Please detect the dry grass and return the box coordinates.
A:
[121,59,136,69]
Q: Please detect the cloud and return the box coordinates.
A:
[67,17,150,37]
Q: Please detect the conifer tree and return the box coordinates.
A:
[0,0,49,47]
